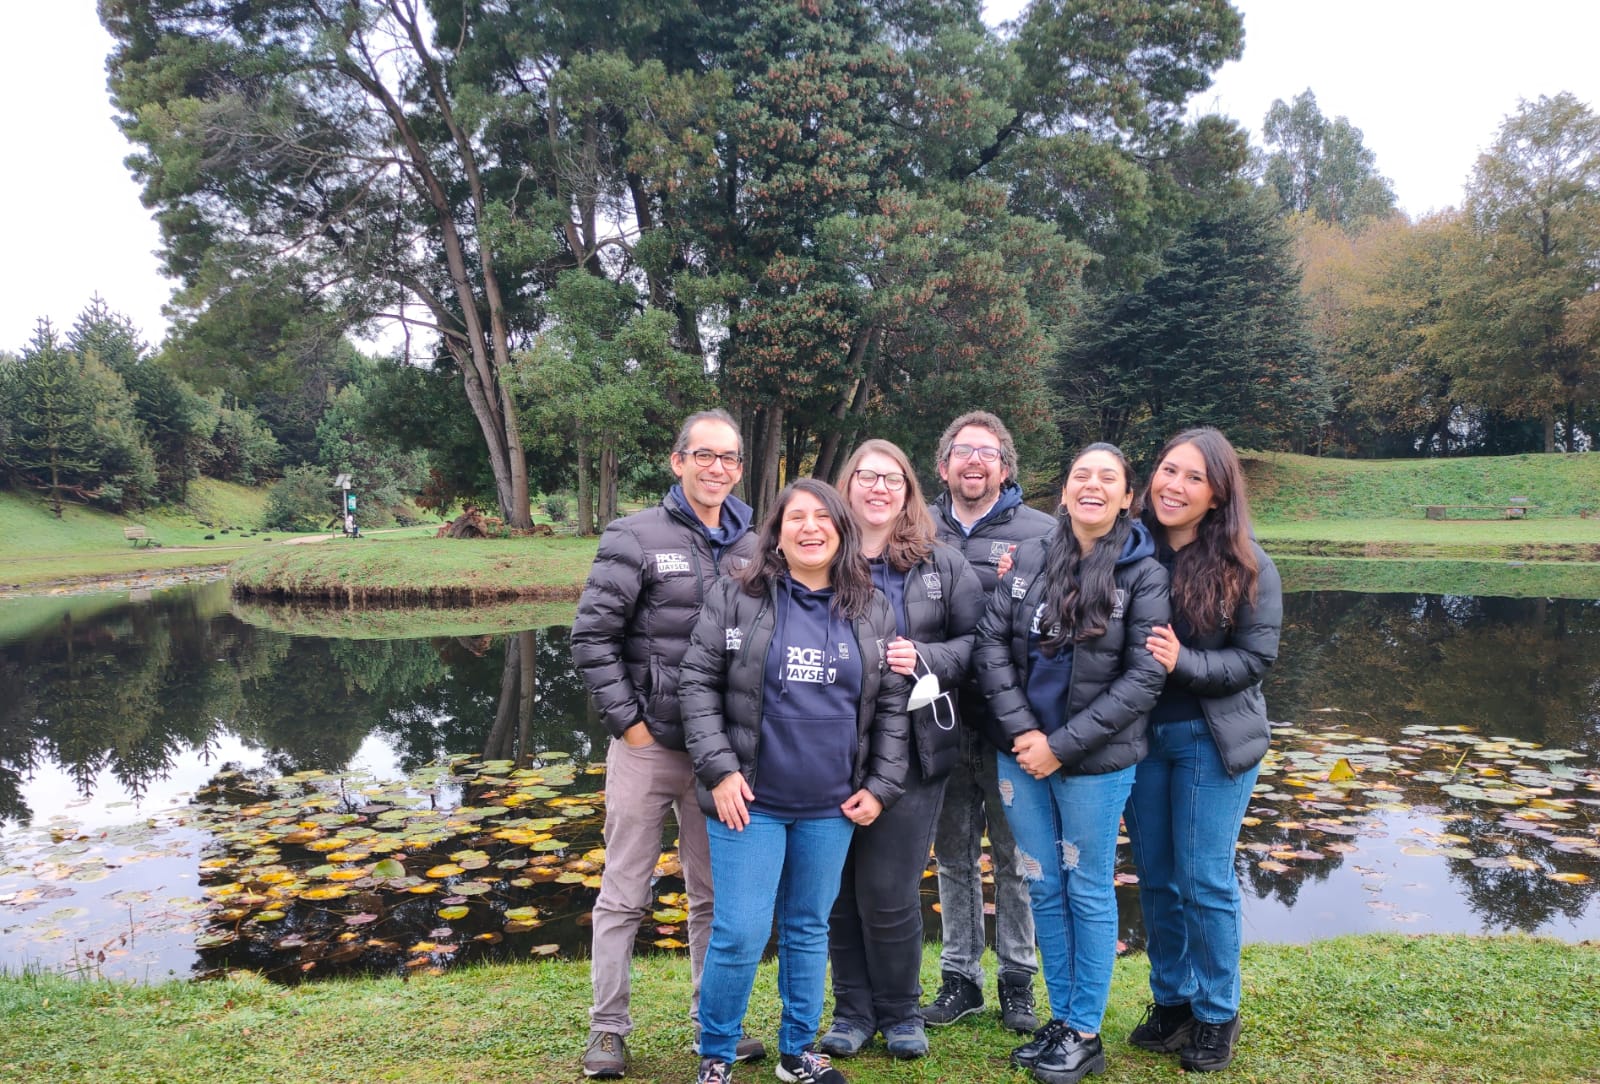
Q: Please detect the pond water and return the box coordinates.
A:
[0,578,1596,984]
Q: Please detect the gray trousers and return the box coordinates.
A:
[932,724,1038,985]
[589,737,713,1035]
[827,758,947,1030]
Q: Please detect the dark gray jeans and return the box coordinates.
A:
[827,758,947,1030]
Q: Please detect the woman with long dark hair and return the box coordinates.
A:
[816,440,983,1060]
[973,442,1169,1084]
[679,478,911,1084]
[1123,428,1281,1074]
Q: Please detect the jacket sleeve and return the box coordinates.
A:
[861,599,912,809]
[569,519,647,738]
[1169,547,1282,697]
[1048,558,1171,767]
[973,573,1041,743]
[911,547,984,687]
[679,582,742,790]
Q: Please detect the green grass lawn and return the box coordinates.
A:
[2,936,1594,1084]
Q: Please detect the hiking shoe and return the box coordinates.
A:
[694,1030,767,1063]
[696,1058,732,1084]
[776,1047,847,1084]
[882,1020,927,1059]
[1180,1015,1241,1073]
[582,1031,627,1079]
[1031,1028,1105,1084]
[816,1019,872,1058]
[921,972,984,1026]
[998,972,1039,1033]
[1010,1019,1072,1069]
[1127,1000,1195,1053]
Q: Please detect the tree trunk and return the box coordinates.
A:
[576,443,594,536]
[1544,411,1557,453]
[749,406,784,520]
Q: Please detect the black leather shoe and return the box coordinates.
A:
[1180,1015,1241,1073]
[1031,1028,1105,1084]
[1127,1000,1194,1053]
[1010,1019,1071,1069]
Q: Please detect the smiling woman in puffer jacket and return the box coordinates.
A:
[678,478,910,1084]
[973,442,1169,1084]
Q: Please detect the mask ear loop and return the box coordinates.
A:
[912,648,957,732]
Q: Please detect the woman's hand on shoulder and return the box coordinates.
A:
[1145,623,1181,674]
[841,788,883,826]
[711,772,753,831]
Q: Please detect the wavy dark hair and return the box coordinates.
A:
[1040,442,1140,656]
[1142,427,1258,634]
[739,478,874,618]
[835,438,935,573]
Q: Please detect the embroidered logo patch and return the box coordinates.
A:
[922,571,942,599]
[1010,576,1028,599]
[990,540,1013,559]
[837,642,851,660]
[1030,602,1046,634]
[654,552,691,574]
[725,626,743,651]
[1110,588,1127,619]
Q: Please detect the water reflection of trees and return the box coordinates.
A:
[0,593,607,825]
[1268,593,1600,757]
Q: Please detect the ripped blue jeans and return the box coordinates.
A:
[996,753,1134,1035]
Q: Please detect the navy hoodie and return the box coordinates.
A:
[668,484,754,555]
[753,577,863,817]
[1025,519,1157,736]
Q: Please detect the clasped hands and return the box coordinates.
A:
[711,771,882,830]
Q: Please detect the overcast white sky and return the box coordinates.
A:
[4,1,1599,353]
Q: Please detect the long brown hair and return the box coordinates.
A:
[1142,427,1258,634]
[738,479,875,618]
[1040,442,1140,655]
[835,438,935,573]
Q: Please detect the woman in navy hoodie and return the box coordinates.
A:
[679,478,910,1084]
[974,443,1169,1084]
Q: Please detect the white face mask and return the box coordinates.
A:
[906,651,956,731]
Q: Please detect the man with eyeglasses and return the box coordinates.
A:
[923,410,1056,1035]
[572,409,764,1078]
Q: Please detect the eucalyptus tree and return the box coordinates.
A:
[1262,89,1397,229]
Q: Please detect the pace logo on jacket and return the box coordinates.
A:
[785,646,837,684]
[654,552,691,575]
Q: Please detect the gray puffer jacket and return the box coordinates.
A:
[678,576,912,817]
[1160,540,1282,776]
[570,495,757,748]
[974,521,1170,774]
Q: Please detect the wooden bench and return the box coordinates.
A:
[1420,500,1538,521]
[123,525,160,547]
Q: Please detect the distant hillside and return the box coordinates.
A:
[1244,452,1600,520]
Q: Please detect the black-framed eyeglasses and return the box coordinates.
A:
[681,448,744,469]
[853,468,907,491]
[949,443,1002,464]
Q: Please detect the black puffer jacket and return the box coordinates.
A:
[1160,541,1282,776]
[974,521,1170,774]
[570,495,757,748]
[929,483,1059,594]
[887,543,985,779]
[678,576,912,817]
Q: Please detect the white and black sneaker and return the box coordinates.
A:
[776,1046,847,1084]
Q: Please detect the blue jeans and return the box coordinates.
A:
[700,811,856,1061]
[1124,717,1260,1024]
[996,753,1134,1035]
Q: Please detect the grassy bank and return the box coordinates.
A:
[1,936,1594,1083]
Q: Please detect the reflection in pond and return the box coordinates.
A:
[0,585,1597,983]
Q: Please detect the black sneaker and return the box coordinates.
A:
[1127,1000,1195,1053]
[1010,1018,1072,1069]
[1180,1015,1241,1073]
[582,1031,627,1079]
[776,1047,847,1084]
[1031,1028,1105,1084]
[998,973,1039,1033]
[693,1030,767,1063]
[695,1058,732,1084]
[921,972,984,1026]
